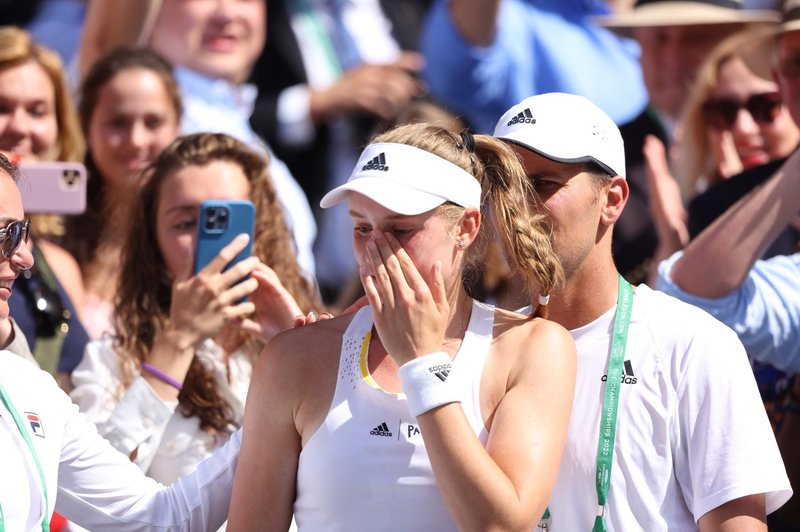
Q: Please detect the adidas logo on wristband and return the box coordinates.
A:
[428,363,452,382]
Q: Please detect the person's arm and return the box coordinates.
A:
[57,394,240,531]
[658,253,800,371]
[226,328,308,530]
[448,0,501,46]
[79,0,162,76]
[669,148,800,298]
[698,495,767,531]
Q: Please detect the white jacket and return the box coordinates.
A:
[0,351,239,531]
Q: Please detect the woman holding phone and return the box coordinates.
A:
[0,26,89,386]
[228,123,576,530]
[70,132,322,484]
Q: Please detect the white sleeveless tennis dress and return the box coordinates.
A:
[293,299,495,531]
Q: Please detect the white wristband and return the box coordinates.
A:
[398,352,460,418]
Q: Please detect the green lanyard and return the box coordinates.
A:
[541,275,633,531]
[0,380,50,532]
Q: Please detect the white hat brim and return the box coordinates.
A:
[320,177,447,216]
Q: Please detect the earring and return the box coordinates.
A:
[457,240,466,249]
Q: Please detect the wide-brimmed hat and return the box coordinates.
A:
[777,0,800,34]
[599,0,780,28]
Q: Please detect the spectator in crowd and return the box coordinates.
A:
[656,100,800,531]
[248,0,429,298]
[646,26,799,276]
[0,150,238,531]
[63,46,181,340]
[228,123,576,530]
[79,0,318,277]
[0,26,89,389]
[600,0,779,125]
[70,132,321,485]
[493,92,790,530]
[419,0,664,283]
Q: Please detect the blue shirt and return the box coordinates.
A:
[657,251,800,373]
[175,67,318,277]
[420,0,649,133]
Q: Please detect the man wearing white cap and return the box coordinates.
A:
[493,92,790,530]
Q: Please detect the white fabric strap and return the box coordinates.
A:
[398,351,461,418]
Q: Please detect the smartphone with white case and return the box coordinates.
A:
[17,161,88,215]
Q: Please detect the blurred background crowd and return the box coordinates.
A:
[0,0,798,529]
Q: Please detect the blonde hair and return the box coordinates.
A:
[371,123,563,316]
[677,26,777,198]
[0,27,86,237]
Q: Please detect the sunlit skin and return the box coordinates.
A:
[775,30,800,126]
[636,23,742,120]
[155,160,251,281]
[510,150,606,280]
[0,172,34,321]
[87,68,179,187]
[710,56,800,169]
[149,0,266,84]
[348,193,473,302]
[0,61,58,161]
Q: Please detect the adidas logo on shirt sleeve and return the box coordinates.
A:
[362,152,389,171]
[507,108,536,126]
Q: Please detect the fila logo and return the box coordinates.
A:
[507,108,536,126]
[362,152,389,172]
[428,363,452,382]
[26,412,45,438]
[601,360,637,384]
[370,422,392,437]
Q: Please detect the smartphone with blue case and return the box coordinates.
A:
[193,200,255,280]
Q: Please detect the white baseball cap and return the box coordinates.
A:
[320,142,481,215]
[493,92,627,178]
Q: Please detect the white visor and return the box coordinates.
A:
[320,143,481,215]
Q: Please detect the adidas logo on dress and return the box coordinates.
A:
[428,363,452,382]
[362,152,389,171]
[507,108,536,126]
[601,359,637,384]
[370,422,392,437]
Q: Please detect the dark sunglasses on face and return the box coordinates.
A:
[702,92,783,131]
[0,218,31,259]
[778,54,800,79]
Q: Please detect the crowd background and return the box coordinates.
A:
[0,0,798,530]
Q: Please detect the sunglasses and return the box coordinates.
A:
[702,92,783,131]
[0,219,30,259]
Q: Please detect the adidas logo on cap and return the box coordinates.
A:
[428,363,452,382]
[362,152,389,172]
[370,422,392,437]
[507,108,536,126]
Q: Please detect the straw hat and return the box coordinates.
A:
[777,0,800,33]
[598,0,780,28]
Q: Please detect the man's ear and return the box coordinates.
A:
[456,207,481,249]
[600,176,628,226]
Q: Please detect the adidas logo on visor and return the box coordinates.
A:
[362,152,389,172]
[507,108,536,126]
